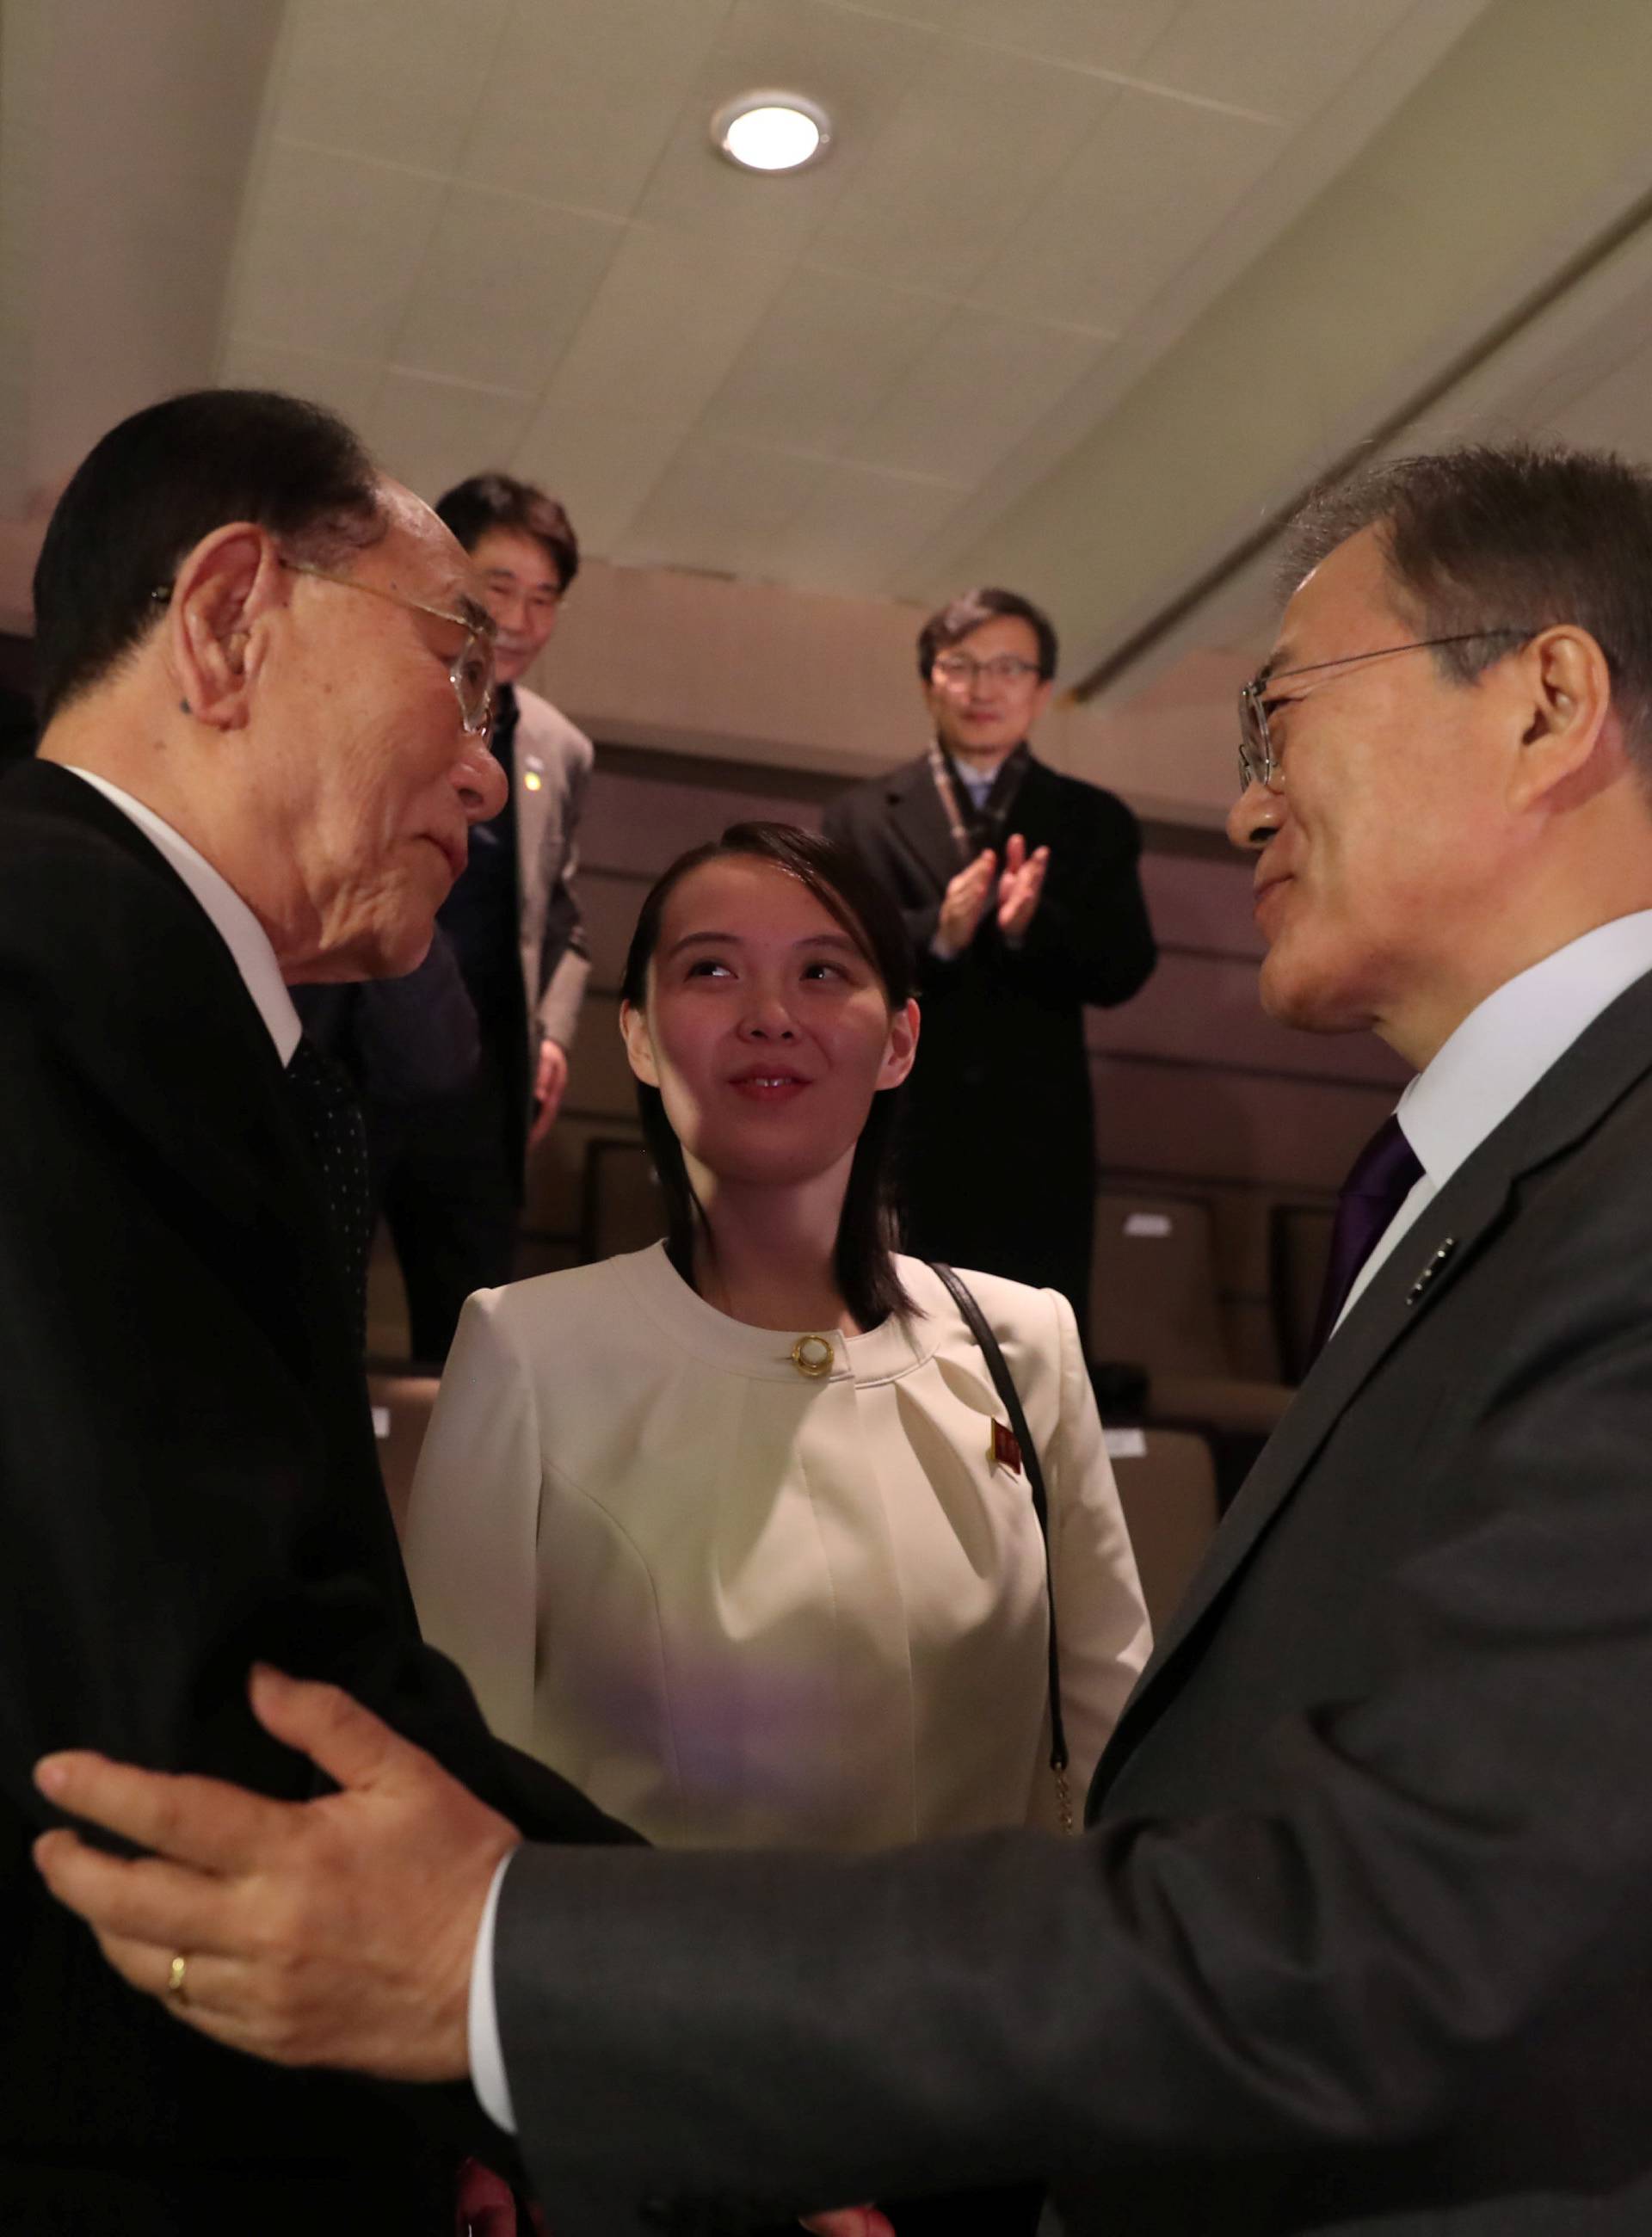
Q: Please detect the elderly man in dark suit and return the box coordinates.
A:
[37,440,1652,2237]
[823,588,1156,1339]
[1,390,632,2237]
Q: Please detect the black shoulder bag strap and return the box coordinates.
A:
[929,1262,1073,1833]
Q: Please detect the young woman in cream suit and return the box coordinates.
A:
[404,823,1150,1856]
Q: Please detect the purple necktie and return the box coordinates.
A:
[1309,1112,1424,1359]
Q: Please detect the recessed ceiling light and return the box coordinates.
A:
[712,91,832,174]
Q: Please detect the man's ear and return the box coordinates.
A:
[165,523,287,732]
[878,997,920,1092]
[620,998,659,1087]
[1507,625,1619,810]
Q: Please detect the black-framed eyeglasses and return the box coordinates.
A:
[1237,628,1534,794]
[151,561,498,736]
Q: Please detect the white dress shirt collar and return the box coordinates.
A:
[1397,909,1652,1193]
[1337,909,1652,1329]
[65,767,302,1063]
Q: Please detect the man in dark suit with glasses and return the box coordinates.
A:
[824,586,1156,1342]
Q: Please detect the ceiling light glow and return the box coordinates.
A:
[712,92,831,174]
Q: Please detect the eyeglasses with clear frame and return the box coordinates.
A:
[1237,628,1534,794]
[931,653,1044,689]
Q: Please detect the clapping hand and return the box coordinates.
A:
[935,847,997,958]
[996,832,1049,939]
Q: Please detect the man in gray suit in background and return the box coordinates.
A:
[382,471,594,1360]
[37,440,1652,2237]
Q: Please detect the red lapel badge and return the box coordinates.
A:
[990,1419,1023,1475]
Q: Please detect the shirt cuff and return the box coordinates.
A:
[468,1846,521,2135]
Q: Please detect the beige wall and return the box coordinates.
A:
[535,558,1237,828]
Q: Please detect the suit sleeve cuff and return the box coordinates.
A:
[469,1846,521,2134]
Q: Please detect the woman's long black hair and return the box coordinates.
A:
[620,821,917,1328]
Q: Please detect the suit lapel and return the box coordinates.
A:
[3,762,352,1378]
[1092,965,1652,1806]
[883,756,961,895]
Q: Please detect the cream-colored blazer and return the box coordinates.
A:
[404,1247,1150,1850]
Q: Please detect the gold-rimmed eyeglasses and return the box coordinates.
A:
[150,561,498,736]
[1237,628,1533,795]
[279,560,496,736]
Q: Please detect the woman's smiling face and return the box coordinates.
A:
[620,854,918,1191]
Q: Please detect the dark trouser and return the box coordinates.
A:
[380,1036,521,1364]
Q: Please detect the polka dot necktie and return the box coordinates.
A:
[283,1034,372,1349]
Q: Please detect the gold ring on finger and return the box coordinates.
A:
[165,1952,189,2007]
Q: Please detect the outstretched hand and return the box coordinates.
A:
[33,1666,518,2080]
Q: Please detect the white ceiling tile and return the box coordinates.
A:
[971,87,1285,333]
[458,0,734,219]
[1137,0,1421,120]
[805,40,1115,294]
[507,404,664,558]
[274,0,511,171]
[849,311,1113,481]
[630,0,940,262]
[227,141,447,361]
[699,267,951,455]
[952,0,1184,77]
[391,188,624,393]
[366,368,536,502]
[1544,336,1652,465]
[615,436,828,575]
[214,336,385,430]
[821,0,963,26]
[765,458,971,595]
[514,223,793,550]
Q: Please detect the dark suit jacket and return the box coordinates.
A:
[823,753,1154,1322]
[491,960,1652,2234]
[0,761,630,2236]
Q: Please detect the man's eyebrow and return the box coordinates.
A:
[483,564,559,594]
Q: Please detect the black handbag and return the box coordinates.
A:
[929,1263,1073,1833]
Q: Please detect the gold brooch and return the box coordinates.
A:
[790,1333,835,1378]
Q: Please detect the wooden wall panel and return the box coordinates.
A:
[1138,849,1265,960]
[1092,1055,1393,1195]
[562,993,636,1123]
[1087,949,1406,1087]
